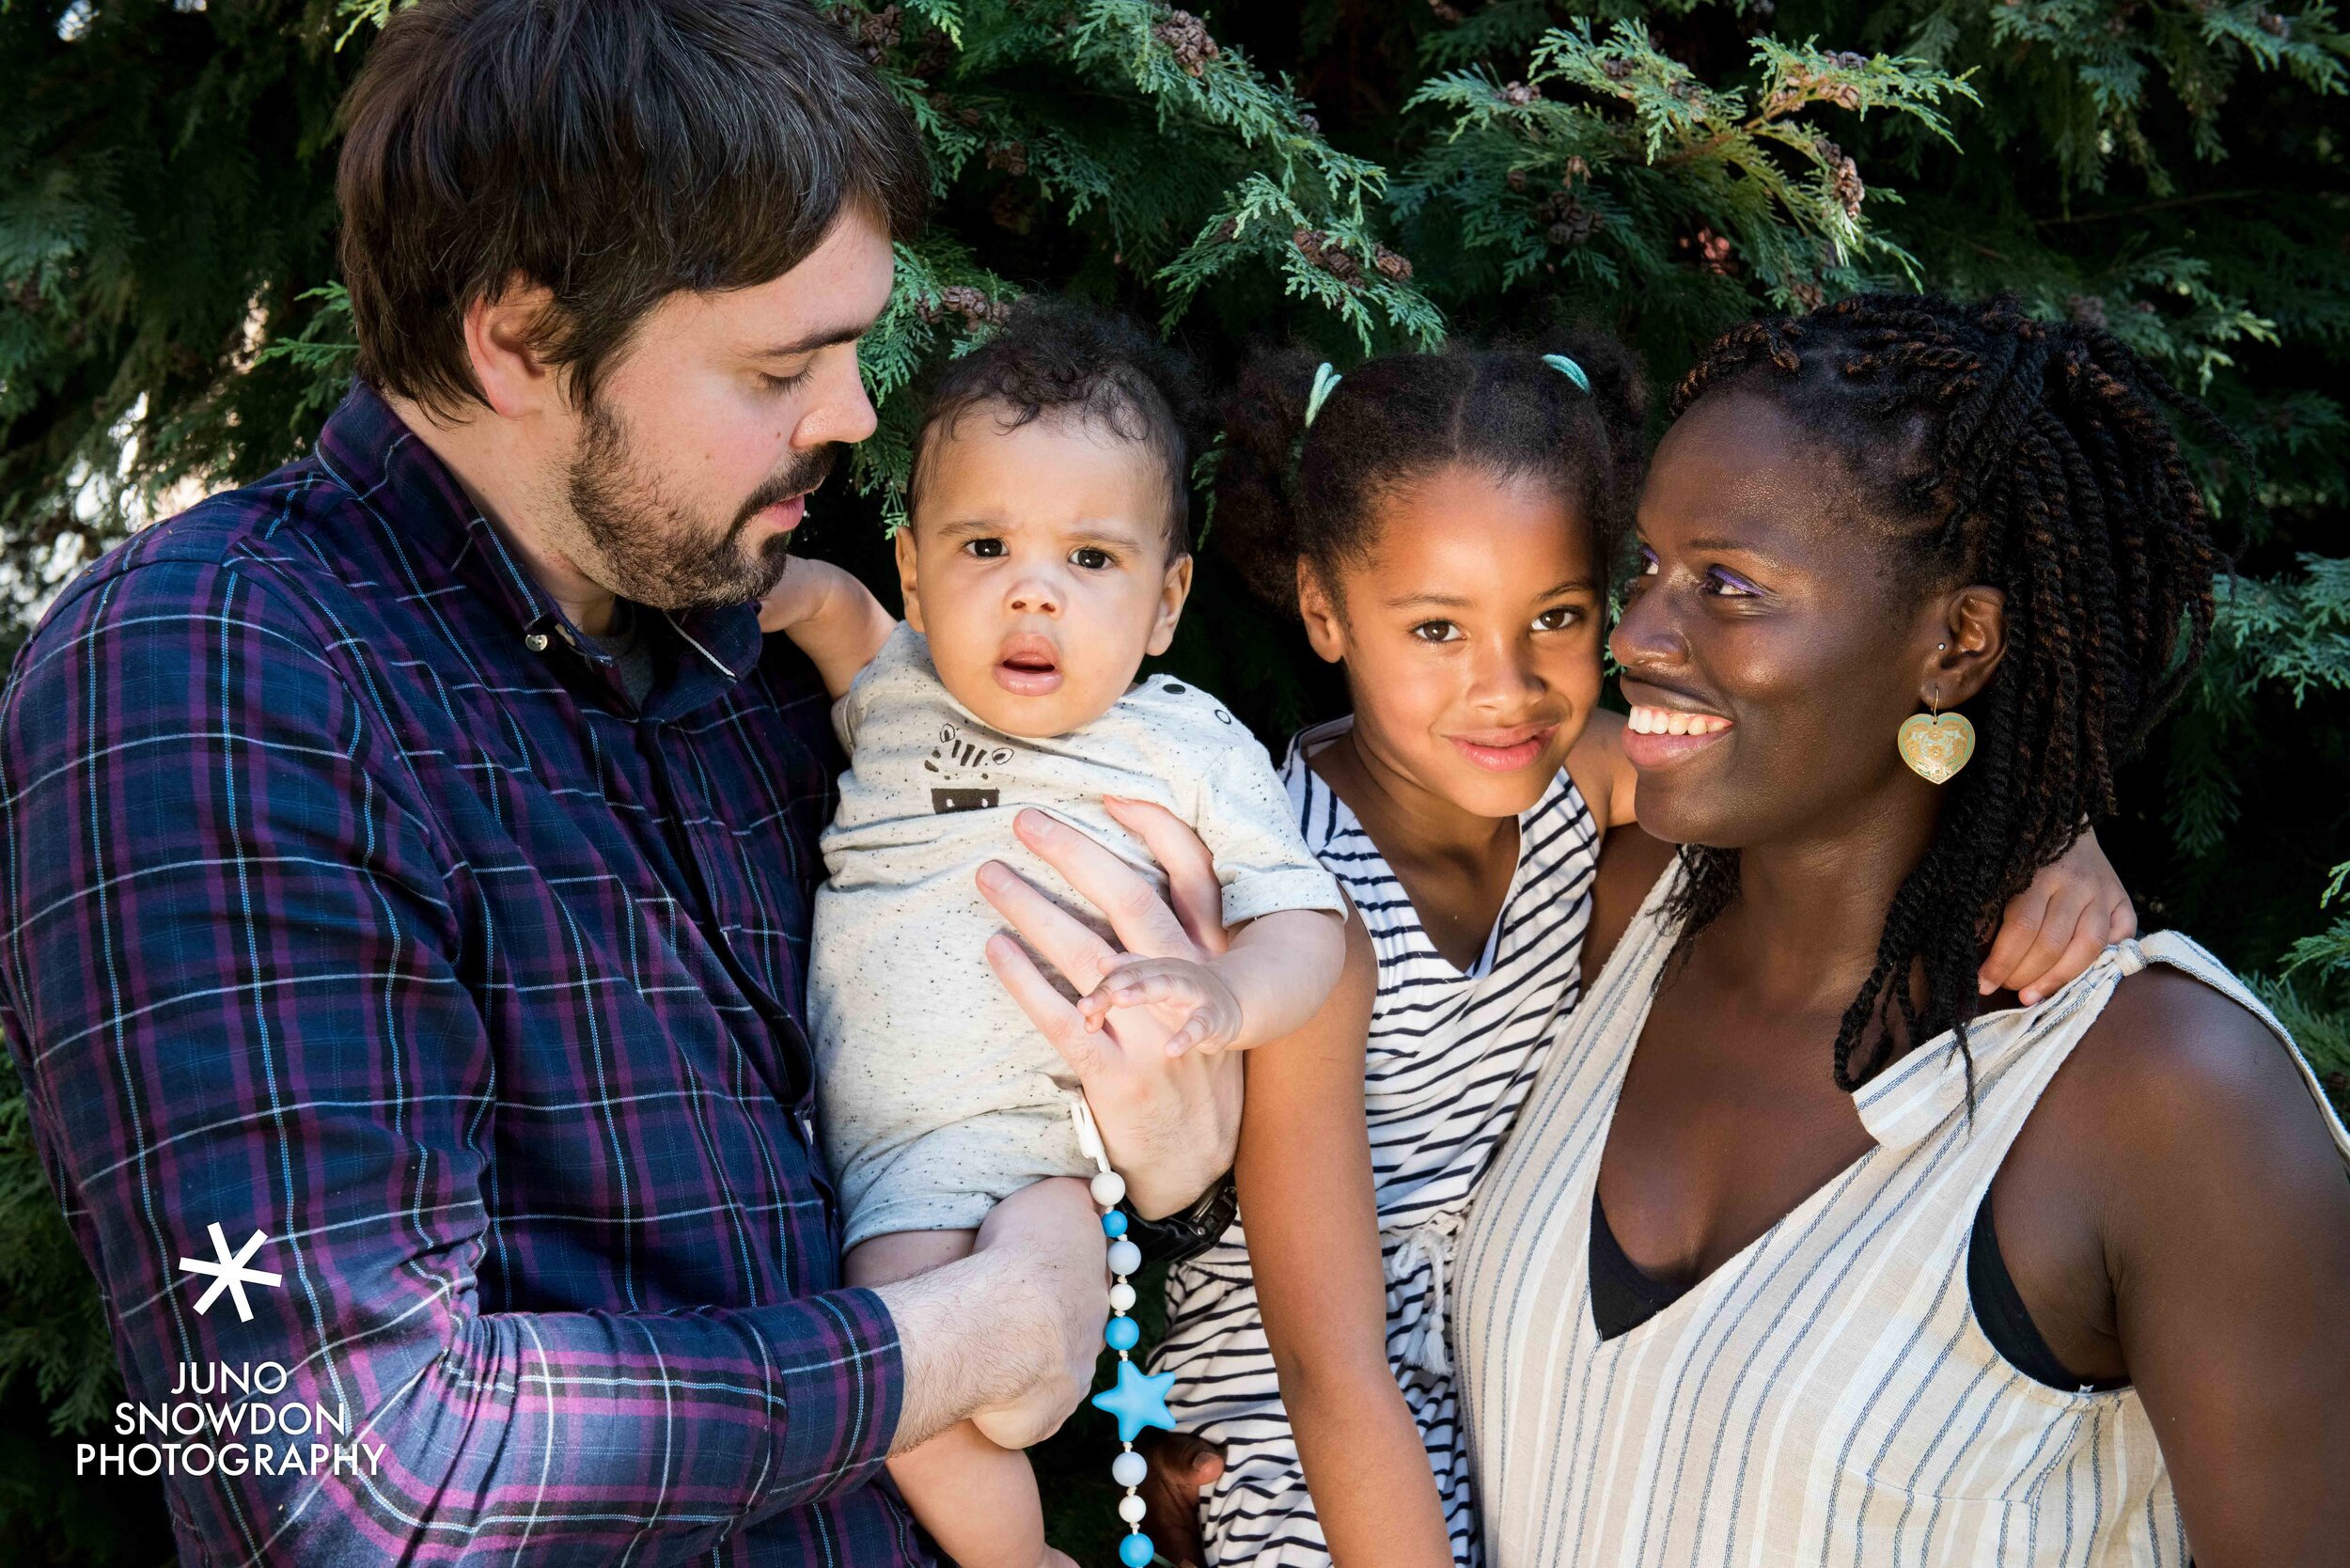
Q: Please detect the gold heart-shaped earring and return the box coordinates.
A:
[1898,698,1976,785]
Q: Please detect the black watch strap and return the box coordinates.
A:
[1116,1170,1238,1268]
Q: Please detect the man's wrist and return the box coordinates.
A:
[870,1245,1055,1452]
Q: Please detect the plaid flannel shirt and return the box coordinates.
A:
[0,384,929,1566]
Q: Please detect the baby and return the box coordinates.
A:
[762,300,1347,1568]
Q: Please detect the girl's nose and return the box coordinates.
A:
[1465,636,1546,709]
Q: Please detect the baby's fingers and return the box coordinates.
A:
[1097,964,1204,1013]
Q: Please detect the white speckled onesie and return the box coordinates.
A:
[810,625,1343,1249]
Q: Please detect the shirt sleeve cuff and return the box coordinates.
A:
[752,1284,905,1512]
[1220,868,1347,929]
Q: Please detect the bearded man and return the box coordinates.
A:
[0,3,1236,1562]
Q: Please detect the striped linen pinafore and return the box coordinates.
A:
[1453,866,2350,1568]
[1151,717,1601,1567]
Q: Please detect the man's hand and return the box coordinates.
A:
[1077,954,1245,1058]
[875,1177,1107,1455]
[977,800,1243,1218]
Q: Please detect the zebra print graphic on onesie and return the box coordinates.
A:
[1149,715,1601,1568]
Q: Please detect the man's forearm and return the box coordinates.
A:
[874,1247,1058,1451]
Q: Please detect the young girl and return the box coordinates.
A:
[1142,338,2138,1568]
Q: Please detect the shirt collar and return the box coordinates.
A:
[312,381,764,696]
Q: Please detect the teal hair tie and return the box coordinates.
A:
[1303,361,1343,427]
[1542,353,1591,394]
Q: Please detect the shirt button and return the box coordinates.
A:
[525,632,550,652]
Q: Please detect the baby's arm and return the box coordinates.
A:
[1080,908,1345,1057]
[1575,703,2136,1001]
[758,557,899,700]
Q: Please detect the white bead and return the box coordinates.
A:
[1108,1280,1137,1312]
[1106,1239,1142,1276]
[1112,1450,1149,1488]
[1090,1170,1127,1208]
[1119,1495,1148,1524]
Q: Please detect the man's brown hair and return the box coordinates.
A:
[337,0,929,419]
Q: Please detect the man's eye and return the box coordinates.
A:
[965,538,1006,559]
[1070,546,1113,570]
[1533,605,1582,632]
[760,368,813,393]
[1411,620,1462,644]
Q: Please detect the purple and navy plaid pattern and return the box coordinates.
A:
[0,384,929,1565]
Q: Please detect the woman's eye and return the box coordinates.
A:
[965,538,1006,559]
[1070,546,1113,571]
[1703,568,1760,597]
[1411,620,1463,644]
[1533,605,1582,632]
[1637,548,1659,576]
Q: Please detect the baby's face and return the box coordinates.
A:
[897,407,1192,739]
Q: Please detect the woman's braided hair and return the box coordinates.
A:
[1668,292,2229,1091]
[1213,332,1647,613]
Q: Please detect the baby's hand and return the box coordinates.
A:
[757,557,846,635]
[1078,954,1245,1058]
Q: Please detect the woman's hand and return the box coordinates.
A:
[978,799,1243,1217]
[1137,1430,1226,1568]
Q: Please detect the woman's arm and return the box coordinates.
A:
[1238,908,1455,1568]
[1994,969,2350,1566]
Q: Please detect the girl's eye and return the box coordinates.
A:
[965,538,1007,559]
[1703,567,1760,598]
[1533,605,1582,633]
[1411,619,1463,644]
[1070,546,1113,571]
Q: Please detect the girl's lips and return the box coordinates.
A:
[1621,702,1732,769]
[1448,725,1558,774]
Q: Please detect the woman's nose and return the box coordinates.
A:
[1609,580,1684,672]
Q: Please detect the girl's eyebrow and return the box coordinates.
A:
[1385,577,1594,611]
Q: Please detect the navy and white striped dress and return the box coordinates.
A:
[1150,716,1601,1567]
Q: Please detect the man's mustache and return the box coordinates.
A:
[731,444,843,535]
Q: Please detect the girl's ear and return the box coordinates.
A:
[1296,558,1346,664]
[1144,551,1194,657]
[894,525,925,635]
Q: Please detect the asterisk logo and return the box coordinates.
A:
[177,1224,283,1322]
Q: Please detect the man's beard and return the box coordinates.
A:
[565,398,839,612]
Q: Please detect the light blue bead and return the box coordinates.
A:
[1102,1211,1129,1238]
[1119,1531,1156,1567]
[1105,1315,1141,1352]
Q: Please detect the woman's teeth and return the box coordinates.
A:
[1627,704,1731,737]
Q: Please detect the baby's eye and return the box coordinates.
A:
[1070,546,1114,571]
[964,538,1007,559]
[1532,605,1582,632]
[1411,619,1463,644]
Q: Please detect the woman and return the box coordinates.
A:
[1452,294,2350,1565]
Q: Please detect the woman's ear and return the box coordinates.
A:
[1921,585,2008,709]
[1296,558,1346,664]
[894,525,926,635]
[1145,552,1195,657]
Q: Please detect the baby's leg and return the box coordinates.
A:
[847,1225,1075,1568]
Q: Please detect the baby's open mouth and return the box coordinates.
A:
[994,638,1064,698]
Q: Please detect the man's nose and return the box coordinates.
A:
[795,348,878,449]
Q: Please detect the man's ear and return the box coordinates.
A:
[894,525,926,634]
[463,275,563,421]
[1297,558,1346,665]
[1144,551,1195,657]
[1921,584,2008,710]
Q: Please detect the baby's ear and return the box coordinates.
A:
[1146,551,1195,657]
[894,525,926,634]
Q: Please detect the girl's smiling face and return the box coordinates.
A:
[1301,463,1604,821]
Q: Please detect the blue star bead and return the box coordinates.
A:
[1089,1358,1178,1443]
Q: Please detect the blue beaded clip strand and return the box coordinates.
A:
[1084,1169,1176,1567]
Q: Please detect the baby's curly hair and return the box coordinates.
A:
[1211,331,1647,614]
[910,296,1209,553]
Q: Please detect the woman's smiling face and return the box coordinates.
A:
[1303,463,1604,821]
[1610,390,1992,850]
